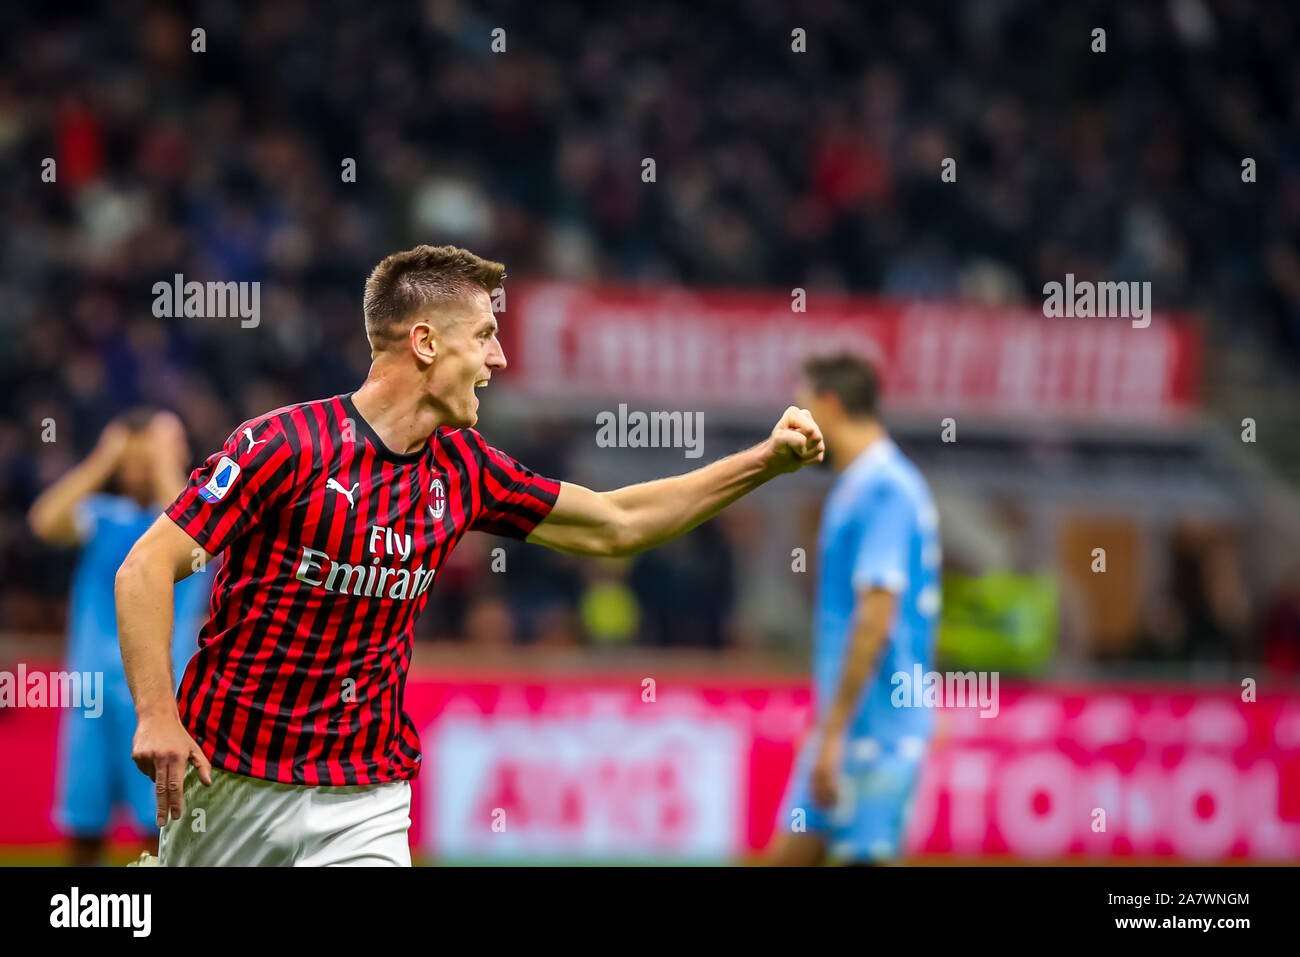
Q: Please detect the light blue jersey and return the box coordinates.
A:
[57,493,211,836]
[813,437,941,744]
[781,437,940,861]
[66,494,208,681]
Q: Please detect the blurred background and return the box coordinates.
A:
[1,0,1299,863]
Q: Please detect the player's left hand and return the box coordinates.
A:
[765,406,825,474]
[811,732,843,809]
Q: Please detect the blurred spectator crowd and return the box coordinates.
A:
[0,1,1298,665]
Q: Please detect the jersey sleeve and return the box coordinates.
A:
[165,418,299,555]
[850,480,913,594]
[466,432,562,540]
[73,492,122,542]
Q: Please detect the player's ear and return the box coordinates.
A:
[409,320,437,364]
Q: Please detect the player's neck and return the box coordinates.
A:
[350,371,439,456]
[831,421,887,474]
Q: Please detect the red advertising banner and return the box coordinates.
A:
[406,676,1300,862]
[403,673,810,860]
[916,686,1300,861]
[500,283,1201,423]
[2,669,1295,862]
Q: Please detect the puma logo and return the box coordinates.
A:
[326,478,360,508]
[242,427,268,456]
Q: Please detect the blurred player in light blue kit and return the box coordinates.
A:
[29,409,210,865]
[770,353,940,866]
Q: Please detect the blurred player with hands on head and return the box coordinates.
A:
[29,409,209,866]
[115,244,825,866]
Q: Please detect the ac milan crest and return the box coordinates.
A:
[429,476,446,520]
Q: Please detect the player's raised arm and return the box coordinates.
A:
[27,422,129,545]
[30,411,190,547]
[115,515,215,825]
[526,406,825,557]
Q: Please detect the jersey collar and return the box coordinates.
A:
[841,435,896,482]
[338,393,428,464]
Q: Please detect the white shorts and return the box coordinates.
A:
[159,765,412,867]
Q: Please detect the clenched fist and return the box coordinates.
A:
[764,406,826,474]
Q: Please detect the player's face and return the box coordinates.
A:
[795,382,830,429]
[116,433,155,503]
[430,289,506,428]
[796,381,836,464]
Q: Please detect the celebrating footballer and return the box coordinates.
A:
[115,244,825,866]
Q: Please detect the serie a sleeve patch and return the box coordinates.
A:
[199,455,241,503]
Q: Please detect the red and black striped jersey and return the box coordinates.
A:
[164,393,560,785]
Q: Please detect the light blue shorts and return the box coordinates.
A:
[56,682,157,836]
[778,735,927,862]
